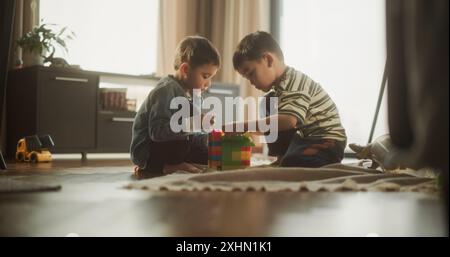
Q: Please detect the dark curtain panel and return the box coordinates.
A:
[386,0,449,220]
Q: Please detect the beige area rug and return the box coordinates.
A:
[125,163,438,193]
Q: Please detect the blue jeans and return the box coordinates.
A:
[144,133,208,174]
[267,129,346,167]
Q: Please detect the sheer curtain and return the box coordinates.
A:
[157,0,270,99]
[211,0,270,99]
[156,0,212,77]
[10,0,40,69]
[2,0,39,153]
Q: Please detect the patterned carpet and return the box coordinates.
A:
[126,163,439,193]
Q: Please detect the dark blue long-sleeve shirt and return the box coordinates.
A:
[130,75,192,169]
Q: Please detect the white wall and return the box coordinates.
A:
[40,0,159,75]
[280,0,388,147]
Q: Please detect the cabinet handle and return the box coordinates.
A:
[207,88,234,95]
[54,77,89,83]
[111,117,134,123]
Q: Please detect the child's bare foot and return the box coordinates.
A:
[269,156,282,166]
[133,165,156,180]
[163,162,203,174]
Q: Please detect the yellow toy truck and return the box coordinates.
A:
[15,135,54,163]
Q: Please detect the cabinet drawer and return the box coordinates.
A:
[37,70,98,150]
[97,112,135,152]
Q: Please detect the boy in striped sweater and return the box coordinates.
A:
[229,31,347,167]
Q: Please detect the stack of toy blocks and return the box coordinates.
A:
[208,129,223,170]
[208,129,255,171]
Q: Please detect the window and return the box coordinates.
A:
[280,0,388,147]
[40,0,159,75]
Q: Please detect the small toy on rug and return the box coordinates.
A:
[349,134,395,171]
[349,134,416,173]
[208,129,255,171]
[349,135,441,180]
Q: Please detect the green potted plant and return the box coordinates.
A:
[16,22,75,67]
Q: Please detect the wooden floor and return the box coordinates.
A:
[0,159,447,236]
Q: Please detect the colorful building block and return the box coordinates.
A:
[208,130,255,171]
[208,129,224,170]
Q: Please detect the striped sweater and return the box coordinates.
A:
[269,66,347,142]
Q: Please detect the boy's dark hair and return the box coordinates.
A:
[174,36,221,70]
[233,31,284,70]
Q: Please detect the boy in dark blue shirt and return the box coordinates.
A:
[131,36,221,178]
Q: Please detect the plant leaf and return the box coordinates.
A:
[58,27,67,36]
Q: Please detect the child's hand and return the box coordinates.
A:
[223,131,246,136]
